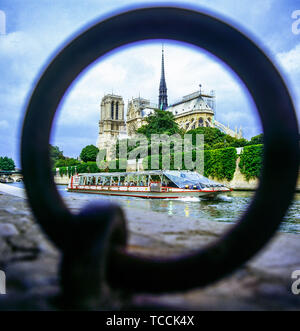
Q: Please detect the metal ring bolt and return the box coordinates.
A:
[21,6,299,307]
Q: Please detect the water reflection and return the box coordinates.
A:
[55,186,300,234]
[10,183,299,234]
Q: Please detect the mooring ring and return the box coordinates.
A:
[21,6,299,292]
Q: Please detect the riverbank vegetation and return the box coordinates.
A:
[53,111,264,181]
[0,156,15,171]
[239,144,264,180]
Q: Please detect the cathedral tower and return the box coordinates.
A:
[158,45,168,110]
[97,94,125,152]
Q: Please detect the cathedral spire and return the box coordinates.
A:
[158,44,168,110]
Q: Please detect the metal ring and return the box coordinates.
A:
[21,6,299,292]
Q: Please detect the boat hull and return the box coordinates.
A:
[67,186,229,199]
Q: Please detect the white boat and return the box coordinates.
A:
[0,176,14,183]
[67,170,230,199]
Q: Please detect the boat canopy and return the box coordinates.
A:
[163,170,223,188]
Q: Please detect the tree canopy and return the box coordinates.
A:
[248,133,264,145]
[55,158,80,167]
[0,156,15,171]
[80,145,99,162]
[186,127,256,149]
[136,109,183,137]
[50,145,64,161]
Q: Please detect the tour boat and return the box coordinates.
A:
[67,170,230,199]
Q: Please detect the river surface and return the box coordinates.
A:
[9,182,300,234]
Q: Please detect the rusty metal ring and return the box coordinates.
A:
[21,6,299,293]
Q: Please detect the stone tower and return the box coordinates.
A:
[97,94,126,152]
[158,45,168,110]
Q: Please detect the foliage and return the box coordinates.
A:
[186,127,249,149]
[0,156,15,171]
[136,109,183,137]
[239,144,263,180]
[86,161,100,173]
[204,147,238,181]
[224,136,248,148]
[248,133,264,146]
[80,145,99,163]
[58,166,67,177]
[76,163,88,174]
[142,147,237,181]
[76,162,99,174]
[55,157,80,167]
[107,159,127,172]
[56,159,127,175]
[187,127,226,147]
[142,154,163,170]
[49,145,64,165]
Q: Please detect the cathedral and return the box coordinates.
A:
[97,47,242,152]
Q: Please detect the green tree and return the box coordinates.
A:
[187,127,227,148]
[239,144,263,180]
[248,133,263,145]
[187,127,250,149]
[80,145,99,162]
[55,157,80,167]
[0,156,15,171]
[136,109,183,137]
[49,144,64,164]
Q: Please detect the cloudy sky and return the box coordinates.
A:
[0,0,299,167]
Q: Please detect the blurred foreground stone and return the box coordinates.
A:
[0,191,300,310]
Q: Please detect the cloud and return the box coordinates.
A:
[0,120,9,130]
[276,43,300,125]
[277,43,300,73]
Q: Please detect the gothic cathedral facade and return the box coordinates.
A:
[97,47,242,152]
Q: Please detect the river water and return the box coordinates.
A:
[57,185,300,234]
[10,182,300,234]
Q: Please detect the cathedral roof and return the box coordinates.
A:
[167,95,213,117]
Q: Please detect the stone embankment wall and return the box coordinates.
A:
[1,188,300,310]
[210,156,258,191]
[54,174,69,185]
